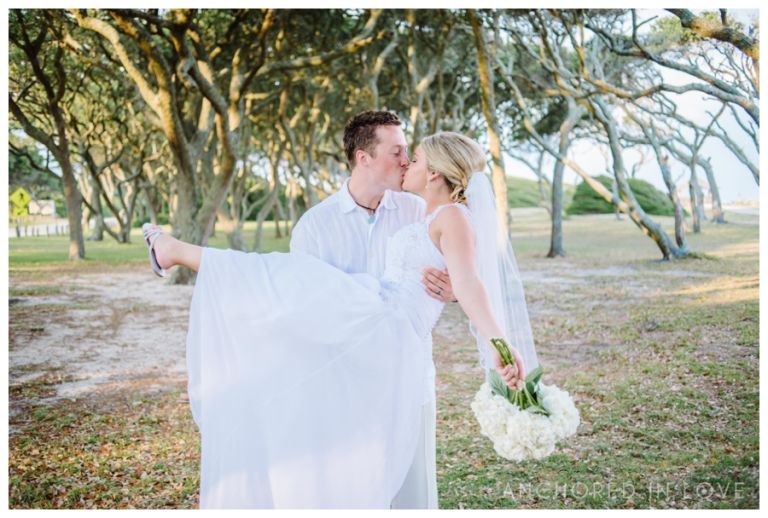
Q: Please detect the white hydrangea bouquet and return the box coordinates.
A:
[470,338,580,461]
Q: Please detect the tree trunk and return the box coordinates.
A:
[146,189,160,225]
[273,201,283,239]
[470,11,510,234]
[537,175,552,216]
[117,176,142,243]
[548,160,565,257]
[89,186,105,241]
[288,192,298,232]
[252,161,281,252]
[170,171,200,285]
[628,118,690,251]
[594,98,687,260]
[60,157,86,260]
[547,101,582,258]
[701,158,726,223]
[252,196,275,252]
[658,155,689,252]
[216,207,247,251]
[142,164,163,225]
[79,179,102,242]
[688,167,703,233]
[8,20,85,260]
[611,177,623,220]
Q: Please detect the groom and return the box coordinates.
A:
[290,110,454,509]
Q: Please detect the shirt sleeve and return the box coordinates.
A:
[289,214,318,257]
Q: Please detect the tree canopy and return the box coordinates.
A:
[8,8,758,273]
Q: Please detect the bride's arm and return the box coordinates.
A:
[434,207,526,385]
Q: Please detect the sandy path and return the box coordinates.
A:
[9,260,714,407]
[10,267,193,401]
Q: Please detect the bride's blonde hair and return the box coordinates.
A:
[420,132,486,204]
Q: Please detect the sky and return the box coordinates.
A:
[503,8,759,204]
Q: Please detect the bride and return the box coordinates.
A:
[143,132,528,508]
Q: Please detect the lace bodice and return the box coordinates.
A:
[379,203,469,337]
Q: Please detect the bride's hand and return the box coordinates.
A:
[493,348,526,389]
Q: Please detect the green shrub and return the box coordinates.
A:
[507,176,575,209]
[52,193,67,218]
[132,213,170,228]
[566,175,678,216]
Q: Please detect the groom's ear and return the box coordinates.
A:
[356,148,371,165]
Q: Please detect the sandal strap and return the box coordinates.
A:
[143,227,163,246]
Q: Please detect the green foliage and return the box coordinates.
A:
[242,185,307,222]
[507,177,544,208]
[649,11,747,48]
[532,99,569,136]
[507,176,575,209]
[628,178,680,216]
[132,214,170,228]
[51,193,67,218]
[566,175,678,216]
[9,136,63,215]
[11,7,740,257]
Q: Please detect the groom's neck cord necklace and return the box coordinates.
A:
[350,194,380,223]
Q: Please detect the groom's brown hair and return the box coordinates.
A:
[343,111,401,168]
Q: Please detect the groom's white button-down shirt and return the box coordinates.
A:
[290,180,436,403]
[290,180,425,278]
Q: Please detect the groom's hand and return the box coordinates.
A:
[422,267,457,303]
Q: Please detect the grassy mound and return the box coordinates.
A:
[507,176,576,209]
[567,175,678,216]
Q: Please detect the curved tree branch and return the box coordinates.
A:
[666,8,758,63]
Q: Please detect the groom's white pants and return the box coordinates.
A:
[391,399,438,509]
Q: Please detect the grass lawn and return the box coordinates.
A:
[8,209,759,508]
[8,221,291,269]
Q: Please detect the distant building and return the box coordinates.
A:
[28,199,56,216]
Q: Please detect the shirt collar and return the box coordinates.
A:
[339,179,399,214]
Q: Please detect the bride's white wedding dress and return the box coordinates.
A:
[187,203,465,508]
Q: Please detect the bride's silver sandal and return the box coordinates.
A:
[142,223,167,278]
